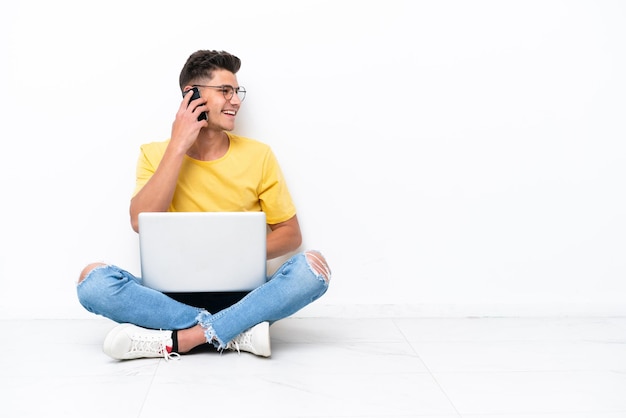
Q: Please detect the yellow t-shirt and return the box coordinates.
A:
[133,133,296,225]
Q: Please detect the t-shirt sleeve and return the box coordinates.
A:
[132,144,159,198]
[258,148,297,224]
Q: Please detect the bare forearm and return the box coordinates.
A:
[129,148,186,232]
[266,216,302,259]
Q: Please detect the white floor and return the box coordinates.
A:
[2,316,626,417]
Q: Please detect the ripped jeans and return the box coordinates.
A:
[77,251,330,349]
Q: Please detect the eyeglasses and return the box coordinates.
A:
[193,84,246,102]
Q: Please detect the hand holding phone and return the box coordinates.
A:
[184,87,208,121]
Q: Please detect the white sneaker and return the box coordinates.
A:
[103,323,180,361]
[225,322,271,357]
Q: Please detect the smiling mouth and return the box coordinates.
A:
[223,110,237,116]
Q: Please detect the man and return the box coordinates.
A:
[76,50,331,360]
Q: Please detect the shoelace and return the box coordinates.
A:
[227,341,241,354]
[129,337,181,361]
[163,346,181,362]
[226,330,253,354]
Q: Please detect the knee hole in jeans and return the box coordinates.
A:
[78,262,107,283]
[305,250,331,283]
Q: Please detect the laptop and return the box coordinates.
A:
[138,212,267,292]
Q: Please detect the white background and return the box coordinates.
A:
[1,0,624,319]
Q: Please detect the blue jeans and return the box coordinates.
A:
[77,252,329,348]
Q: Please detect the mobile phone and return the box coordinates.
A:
[184,86,208,121]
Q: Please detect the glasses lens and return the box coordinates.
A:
[220,86,233,100]
[236,87,246,101]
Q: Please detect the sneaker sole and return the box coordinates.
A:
[253,321,271,358]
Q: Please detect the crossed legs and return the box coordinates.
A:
[77,251,331,356]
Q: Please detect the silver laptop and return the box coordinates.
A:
[138,212,267,292]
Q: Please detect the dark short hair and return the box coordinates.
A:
[178,50,242,91]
